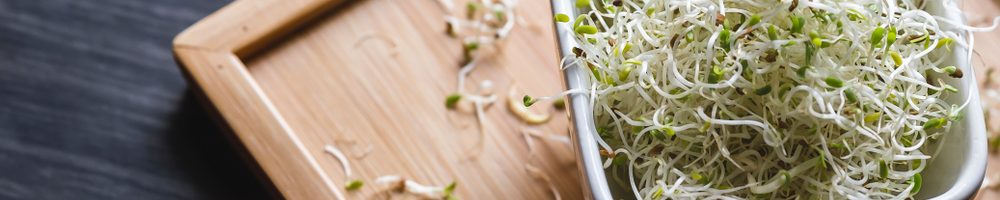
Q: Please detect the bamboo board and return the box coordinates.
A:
[173,0,582,199]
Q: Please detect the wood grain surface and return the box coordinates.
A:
[0,0,279,199]
[247,0,581,199]
[175,0,583,199]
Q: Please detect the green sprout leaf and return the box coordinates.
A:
[947,66,963,78]
[618,66,633,81]
[796,66,810,77]
[809,31,822,47]
[879,160,889,179]
[942,66,958,75]
[522,95,537,107]
[554,13,570,23]
[691,171,704,181]
[887,26,897,47]
[790,16,805,34]
[871,26,885,47]
[864,112,881,123]
[573,14,587,29]
[890,51,903,67]
[909,34,929,44]
[845,89,858,103]
[443,181,458,200]
[754,85,772,95]
[847,9,865,21]
[612,153,628,165]
[708,65,725,83]
[818,154,827,169]
[824,77,844,88]
[650,129,666,140]
[936,37,954,50]
[345,179,364,191]
[553,98,566,110]
[767,24,778,40]
[746,14,761,27]
[464,42,479,52]
[922,118,947,130]
[719,28,732,51]
[576,25,598,35]
[446,93,462,109]
[465,2,478,19]
[663,127,676,138]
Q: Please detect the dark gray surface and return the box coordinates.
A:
[0,0,276,199]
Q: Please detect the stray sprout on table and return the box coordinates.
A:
[524,0,1000,198]
[323,145,364,191]
[345,179,364,191]
[375,175,458,200]
[509,87,552,124]
[442,0,518,155]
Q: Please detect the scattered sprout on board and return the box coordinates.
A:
[549,0,993,198]
[375,175,458,200]
[324,145,365,192]
[345,179,364,191]
[442,0,517,158]
[509,87,553,124]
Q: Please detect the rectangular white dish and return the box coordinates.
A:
[550,0,988,199]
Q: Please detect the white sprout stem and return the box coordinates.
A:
[374,175,451,199]
[323,145,352,178]
[535,89,590,101]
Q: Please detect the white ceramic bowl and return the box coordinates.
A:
[551,0,987,199]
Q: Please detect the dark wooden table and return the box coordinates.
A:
[0,0,277,199]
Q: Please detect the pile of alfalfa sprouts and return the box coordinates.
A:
[541,0,988,198]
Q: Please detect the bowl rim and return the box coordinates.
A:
[550,0,987,199]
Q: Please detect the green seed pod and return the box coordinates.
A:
[755,85,772,95]
[871,26,886,47]
[922,118,947,130]
[887,26,897,47]
[790,16,805,34]
[446,93,462,109]
[522,95,537,107]
[845,89,858,103]
[576,25,598,35]
[555,13,570,22]
[747,14,761,27]
[767,24,778,40]
[824,77,844,88]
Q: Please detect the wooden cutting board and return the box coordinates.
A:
[173,0,582,199]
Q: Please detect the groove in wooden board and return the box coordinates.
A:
[242,0,582,199]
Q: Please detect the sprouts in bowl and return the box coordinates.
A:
[550,0,988,199]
